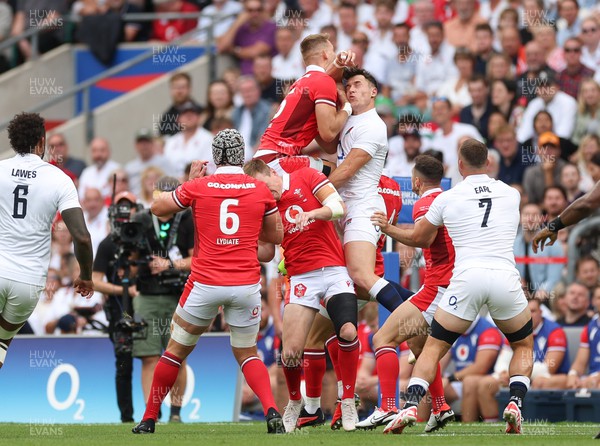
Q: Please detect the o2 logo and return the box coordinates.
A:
[448,296,458,311]
[46,364,85,420]
[164,365,201,420]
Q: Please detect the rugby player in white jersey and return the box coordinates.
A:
[0,112,94,367]
[379,139,534,435]
[323,67,408,312]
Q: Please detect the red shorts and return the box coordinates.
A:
[254,150,318,174]
[407,284,447,326]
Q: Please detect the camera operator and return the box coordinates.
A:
[133,176,194,423]
[92,191,140,423]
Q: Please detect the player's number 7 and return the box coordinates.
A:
[478,198,492,228]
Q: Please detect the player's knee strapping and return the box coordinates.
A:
[229,324,259,348]
[169,319,201,346]
[505,318,533,343]
[326,293,357,341]
[430,318,462,345]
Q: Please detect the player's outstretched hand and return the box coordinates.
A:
[531,227,557,253]
[370,211,389,233]
[335,50,357,68]
[295,210,315,231]
[74,278,94,299]
[189,160,209,180]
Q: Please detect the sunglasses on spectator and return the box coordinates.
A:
[564,47,581,52]
[582,27,598,34]
[247,7,262,12]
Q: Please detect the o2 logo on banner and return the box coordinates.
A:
[47,364,85,420]
[163,365,201,420]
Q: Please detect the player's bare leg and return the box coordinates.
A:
[281,304,318,432]
[344,241,404,312]
[493,310,534,435]
[0,314,24,368]
[169,360,187,422]
[461,375,484,422]
[385,308,470,434]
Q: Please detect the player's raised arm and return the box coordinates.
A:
[328,148,372,189]
[295,180,346,231]
[371,212,438,248]
[61,207,94,297]
[152,160,208,217]
[532,179,600,252]
[325,50,357,82]
[315,101,352,143]
[260,211,283,245]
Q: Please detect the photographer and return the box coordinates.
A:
[92,191,140,423]
[133,176,194,423]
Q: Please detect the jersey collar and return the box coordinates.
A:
[282,173,291,192]
[464,174,491,183]
[533,320,543,336]
[421,187,442,198]
[306,65,325,73]
[214,166,244,174]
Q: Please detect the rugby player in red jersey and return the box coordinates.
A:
[368,155,455,433]
[254,33,356,175]
[132,130,285,434]
[243,159,360,432]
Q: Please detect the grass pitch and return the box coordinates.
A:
[2,421,598,446]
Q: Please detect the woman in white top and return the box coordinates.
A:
[571,134,600,193]
[435,47,475,116]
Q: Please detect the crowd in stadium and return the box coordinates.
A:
[5,0,600,427]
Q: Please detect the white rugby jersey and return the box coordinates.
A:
[0,154,80,285]
[425,174,520,273]
[337,108,388,204]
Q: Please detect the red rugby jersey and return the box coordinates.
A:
[279,168,345,276]
[413,188,455,287]
[259,66,337,156]
[173,167,278,286]
[375,175,402,277]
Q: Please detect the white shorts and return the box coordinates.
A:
[0,277,44,325]
[438,268,527,322]
[289,266,355,311]
[341,198,385,246]
[177,281,261,328]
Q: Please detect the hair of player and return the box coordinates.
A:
[7,112,45,156]
[343,67,379,91]
[170,71,191,85]
[243,158,272,177]
[422,148,444,164]
[459,139,488,168]
[300,33,331,59]
[413,154,444,184]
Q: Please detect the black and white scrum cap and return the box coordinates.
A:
[212,129,245,167]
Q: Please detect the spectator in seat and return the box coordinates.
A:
[473,23,498,76]
[521,110,577,163]
[336,2,362,54]
[580,16,600,72]
[158,72,203,137]
[486,52,513,82]
[252,55,281,103]
[152,0,199,42]
[558,37,595,102]
[493,125,530,184]
[567,300,600,389]
[442,316,502,415]
[216,0,277,75]
[139,166,165,209]
[459,75,494,142]
[435,47,476,115]
[558,282,592,327]
[381,23,418,106]
[560,163,585,203]
[443,0,486,53]
[74,0,148,42]
[232,76,272,159]
[163,101,214,179]
[487,111,508,144]
[490,79,524,129]
[201,80,235,132]
[575,256,600,297]
[462,297,570,422]
[104,168,131,206]
[523,132,567,204]
[386,123,422,178]
[194,0,242,43]
[514,203,564,297]
[271,27,304,82]
[78,137,120,199]
[533,25,566,73]
[47,133,87,179]
[556,0,582,47]
[125,128,165,196]
[498,26,524,75]
[297,0,333,37]
[541,185,568,222]
[82,187,108,258]
[572,79,600,146]
[572,134,600,192]
[517,42,556,106]
[415,21,458,96]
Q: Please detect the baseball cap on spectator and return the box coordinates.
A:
[114,191,138,204]
[135,128,153,141]
[178,100,202,114]
[375,97,396,117]
[57,314,77,332]
[538,131,560,147]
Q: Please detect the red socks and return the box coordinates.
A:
[429,363,447,413]
[338,337,360,400]
[304,349,326,399]
[282,356,302,401]
[375,346,398,411]
[326,336,342,381]
[143,351,182,421]
[241,356,278,415]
